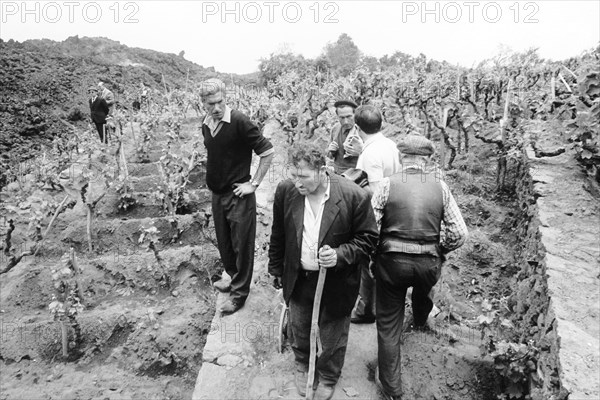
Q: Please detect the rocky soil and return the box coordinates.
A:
[1,37,597,400]
[1,111,597,400]
[0,115,221,399]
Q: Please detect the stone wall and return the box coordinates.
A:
[510,146,599,399]
[511,150,567,399]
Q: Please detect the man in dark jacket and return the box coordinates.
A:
[268,142,378,400]
[89,86,109,143]
[326,100,363,174]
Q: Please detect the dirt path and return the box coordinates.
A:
[192,122,504,399]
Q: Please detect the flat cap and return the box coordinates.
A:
[88,86,98,91]
[334,99,358,109]
[397,134,435,156]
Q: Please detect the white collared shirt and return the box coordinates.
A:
[356,132,400,193]
[300,179,331,271]
[203,105,232,137]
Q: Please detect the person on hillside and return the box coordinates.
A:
[98,81,115,114]
[327,100,363,174]
[372,134,468,400]
[268,142,378,400]
[350,104,401,324]
[88,86,109,144]
[200,78,274,315]
[98,81,116,143]
[138,82,149,110]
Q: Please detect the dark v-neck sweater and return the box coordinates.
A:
[202,109,273,194]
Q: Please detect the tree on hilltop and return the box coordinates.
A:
[258,53,312,85]
[380,50,413,68]
[324,33,361,77]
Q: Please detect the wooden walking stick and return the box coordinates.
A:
[306,265,327,399]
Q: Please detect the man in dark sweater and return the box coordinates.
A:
[200,78,274,315]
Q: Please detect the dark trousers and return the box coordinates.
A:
[212,191,256,303]
[353,260,376,318]
[375,252,442,397]
[94,122,108,143]
[289,271,351,386]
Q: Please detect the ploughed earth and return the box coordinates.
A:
[1,117,596,399]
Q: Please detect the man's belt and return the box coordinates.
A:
[378,237,440,256]
[299,269,319,279]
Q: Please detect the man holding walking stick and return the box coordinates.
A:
[268,142,378,400]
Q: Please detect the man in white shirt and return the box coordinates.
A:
[355,105,400,195]
[351,105,400,324]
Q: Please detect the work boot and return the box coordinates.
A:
[375,366,402,400]
[313,383,335,400]
[213,279,231,293]
[220,298,243,315]
[414,323,433,332]
[350,309,375,324]
[350,296,375,324]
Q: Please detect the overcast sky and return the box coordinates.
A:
[1,0,599,74]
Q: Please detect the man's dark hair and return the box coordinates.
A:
[288,141,326,170]
[335,105,355,116]
[334,100,358,115]
[355,105,382,134]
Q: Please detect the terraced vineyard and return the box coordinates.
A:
[0,38,598,400]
